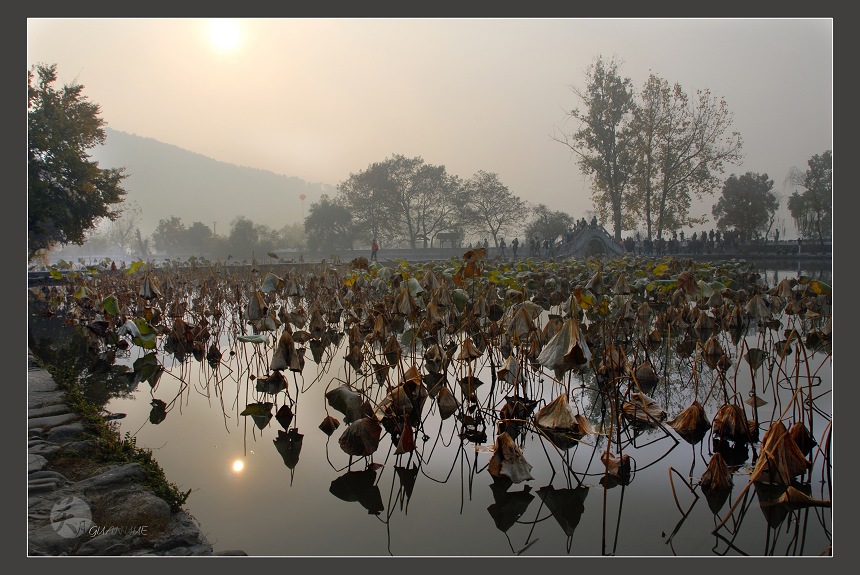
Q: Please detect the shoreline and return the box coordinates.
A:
[27,350,247,556]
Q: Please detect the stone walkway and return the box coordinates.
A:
[27,350,246,556]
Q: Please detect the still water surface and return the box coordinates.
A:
[98,265,832,557]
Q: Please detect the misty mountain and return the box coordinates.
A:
[90,128,336,237]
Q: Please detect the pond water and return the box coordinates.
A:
[29,261,832,557]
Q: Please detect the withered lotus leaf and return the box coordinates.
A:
[344,345,364,372]
[776,486,830,509]
[752,420,811,484]
[383,335,401,366]
[273,428,303,469]
[788,422,817,457]
[350,256,369,270]
[240,402,273,430]
[497,353,522,386]
[325,384,370,424]
[745,394,767,408]
[600,344,629,377]
[149,398,167,425]
[329,469,384,515]
[260,271,284,293]
[634,360,659,392]
[541,316,563,345]
[319,415,340,436]
[256,371,287,395]
[677,270,696,295]
[622,392,666,424]
[668,400,711,444]
[745,294,771,319]
[457,337,483,361]
[700,452,733,492]
[488,432,534,484]
[424,343,445,374]
[534,394,576,430]
[585,269,605,296]
[393,286,419,316]
[276,403,294,430]
[139,273,162,301]
[437,385,459,420]
[613,272,631,295]
[506,306,537,342]
[394,421,416,455]
[744,348,768,371]
[712,403,752,443]
[206,344,222,364]
[499,395,539,439]
[601,451,631,480]
[269,331,296,372]
[536,485,589,537]
[487,485,536,533]
[536,317,592,373]
[458,375,485,401]
[338,417,383,457]
[245,289,267,322]
[694,311,715,332]
[463,247,487,262]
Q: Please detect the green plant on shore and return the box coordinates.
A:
[37,357,192,513]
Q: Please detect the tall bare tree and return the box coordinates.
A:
[628,74,743,239]
[553,55,636,242]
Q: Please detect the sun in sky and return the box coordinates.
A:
[231,459,245,473]
[208,19,242,53]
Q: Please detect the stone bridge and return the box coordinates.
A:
[554,224,625,258]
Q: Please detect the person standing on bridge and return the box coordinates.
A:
[511,237,519,258]
[371,238,379,262]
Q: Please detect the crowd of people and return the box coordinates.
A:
[621,229,744,256]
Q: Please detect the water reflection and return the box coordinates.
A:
[27,259,832,556]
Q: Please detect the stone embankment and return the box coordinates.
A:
[27,351,245,556]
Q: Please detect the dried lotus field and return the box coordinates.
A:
[27,252,833,556]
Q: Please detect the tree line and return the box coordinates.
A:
[28,60,832,264]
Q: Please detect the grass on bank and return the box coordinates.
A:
[34,357,192,513]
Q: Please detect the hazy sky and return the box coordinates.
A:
[27,18,832,237]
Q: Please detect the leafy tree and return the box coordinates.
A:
[28,63,127,260]
[338,154,465,249]
[712,172,780,241]
[186,221,213,254]
[278,222,307,249]
[228,216,260,260]
[254,224,280,255]
[337,162,401,247]
[304,194,353,252]
[463,171,527,247]
[553,55,636,242]
[410,166,468,249]
[787,150,832,243]
[524,204,574,246]
[152,216,187,255]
